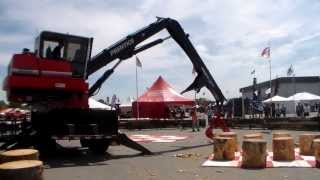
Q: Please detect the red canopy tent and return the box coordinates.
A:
[132,76,195,119]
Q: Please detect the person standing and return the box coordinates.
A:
[191,106,200,132]
[280,104,286,117]
[304,103,309,117]
[205,103,230,139]
[52,41,64,59]
[207,106,214,127]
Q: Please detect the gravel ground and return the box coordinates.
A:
[43,128,320,180]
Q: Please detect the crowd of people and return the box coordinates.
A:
[259,102,320,118]
[165,103,230,134]
[295,102,320,117]
[263,103,287,118]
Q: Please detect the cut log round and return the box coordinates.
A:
[272,132,291,139]
[299,134,319,155]
[313,139,320,168]
[0,149,39,164]
[242,139,267,168]
[273,137,295,161]
[213,137,236,160]
[218,132,238,151]
[243,133,263,140]
[0,160,43,180]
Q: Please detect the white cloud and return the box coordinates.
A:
[1,0,320,101]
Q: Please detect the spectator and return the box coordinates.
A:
[271,103,276,118]
[296,103,304,117]
[191,106,200,132]
[304,103,309,117]
[280,104,286,117]
[276,104,281,117]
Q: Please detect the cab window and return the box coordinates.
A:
[39,32,90,78]
[43,40,63,59]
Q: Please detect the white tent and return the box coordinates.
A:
[89,98,111,110]
[119,103,132,107]
[263,95,289,103]
[263,95,295,116]
[287,92,320,101]
[280,92,320,116]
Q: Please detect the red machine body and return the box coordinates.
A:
[3,31,92,109]
[4,53,89,109]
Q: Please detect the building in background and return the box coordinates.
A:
[240,76,320,100]
[239,76,320,117]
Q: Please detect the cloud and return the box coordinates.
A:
[1,0,320,102]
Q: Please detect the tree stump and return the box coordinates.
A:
[218,132,238,151]
[213,137,236,160]
[242,139,267,168]
[272,132,291,139]
[243,133,263,140]
[0,149,39,164]
[313,139,320,168]
[299,134,320,155]
[0,160,43,180]
[273,137,295,161]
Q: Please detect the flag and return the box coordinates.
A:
[251,69,255,75]
[192,66,197,76]
[261,47,270,58]
[136,56,142,68]
[287,65,294,76]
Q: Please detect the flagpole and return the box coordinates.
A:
[135,59,139,120]
[268,45,273,118]
[268,41,272,97]
[269,57,272,96]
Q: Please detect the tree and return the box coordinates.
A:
[0,100,7,110]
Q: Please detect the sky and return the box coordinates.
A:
[1,0,320,103]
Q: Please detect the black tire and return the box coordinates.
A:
[87,139,110,154]
[34,136,58,155]
[80,139,90,147]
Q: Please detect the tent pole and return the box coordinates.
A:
[136,60,139,120]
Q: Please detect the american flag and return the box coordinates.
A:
[287,65,294,76]
[261,47,270,58]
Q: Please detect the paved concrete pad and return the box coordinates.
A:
[43,128,320,180]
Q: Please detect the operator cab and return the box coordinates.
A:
[34,31,93,78]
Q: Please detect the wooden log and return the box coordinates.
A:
[273,137,295,161]
[0,149,39,164]
[299,134,320,155]
[213,137,235,160]
[0,160,43,180]
[313,139,320,168]
[243,133,263,140]
[218,132,238,151]
[272,132,291,139]
[242,139,267,168]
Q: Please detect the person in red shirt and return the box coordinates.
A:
[205,103,230,139]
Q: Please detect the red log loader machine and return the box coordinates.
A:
[2,17,226,154]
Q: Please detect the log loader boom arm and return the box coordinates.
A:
[88,17,225,103]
